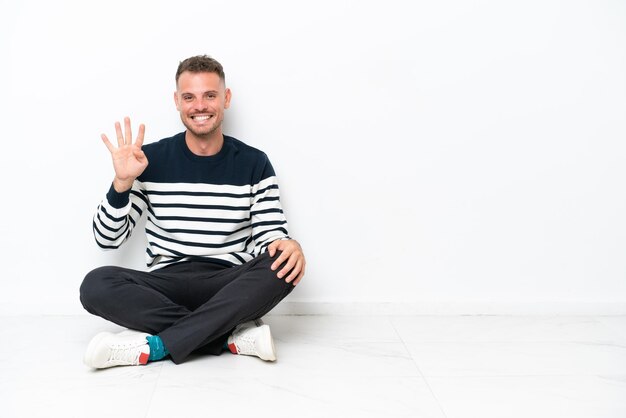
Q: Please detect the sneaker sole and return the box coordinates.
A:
[258,325,277,361]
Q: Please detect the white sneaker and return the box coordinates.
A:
[84,330,151,369]
[227,320,277,361]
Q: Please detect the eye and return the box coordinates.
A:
[183,95,193,101]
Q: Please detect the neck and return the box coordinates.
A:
[185,130,224,156]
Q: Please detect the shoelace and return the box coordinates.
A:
[108,342,144,364]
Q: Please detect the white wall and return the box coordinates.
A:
[0,0,624,315]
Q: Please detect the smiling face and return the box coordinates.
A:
[174,71,231,141]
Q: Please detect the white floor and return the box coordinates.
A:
[1,315,625,418]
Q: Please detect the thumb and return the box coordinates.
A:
[268,241,278,257]
[133,149,148,162]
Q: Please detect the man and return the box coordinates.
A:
[80,55,305,369]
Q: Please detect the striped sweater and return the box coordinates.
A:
[93,132,290,270]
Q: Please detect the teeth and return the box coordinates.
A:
[193,115,211,121]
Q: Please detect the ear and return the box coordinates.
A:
[224,88,232,109]
[174,91,180,111]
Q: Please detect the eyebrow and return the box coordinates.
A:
[181,90,219,96]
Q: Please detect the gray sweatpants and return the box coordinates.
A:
[79,251,294,364]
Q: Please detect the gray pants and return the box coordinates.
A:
[79,252,294,364]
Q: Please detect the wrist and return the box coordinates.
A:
[112,177,134,193]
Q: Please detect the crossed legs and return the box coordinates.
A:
[79,252,294,364]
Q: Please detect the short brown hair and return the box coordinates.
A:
[175,55,225,85]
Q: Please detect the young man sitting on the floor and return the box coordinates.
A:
[80,55,305,368]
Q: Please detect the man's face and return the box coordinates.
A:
[174,71,231,139]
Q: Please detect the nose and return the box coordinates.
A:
[193,98,209,111]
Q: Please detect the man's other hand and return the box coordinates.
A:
[268,239,306,286]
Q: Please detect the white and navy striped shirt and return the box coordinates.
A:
[93,133,290,271]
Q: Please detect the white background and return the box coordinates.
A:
[0,0,624,315]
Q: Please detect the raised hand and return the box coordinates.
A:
[101,117,148,193]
